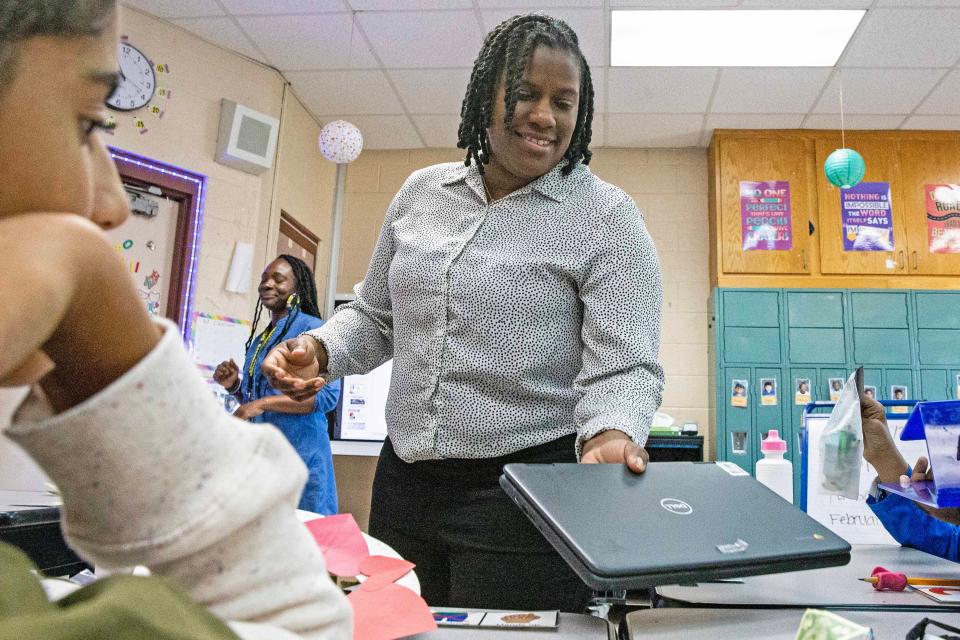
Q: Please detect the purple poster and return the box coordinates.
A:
[740,181,792,251]
[841,182,894,252]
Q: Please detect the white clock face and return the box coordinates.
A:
[107,42,156,111]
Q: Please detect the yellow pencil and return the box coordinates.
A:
[859,576,960,587]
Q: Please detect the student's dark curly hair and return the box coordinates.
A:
[456,13,594,177]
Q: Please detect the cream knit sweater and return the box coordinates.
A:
[5,320,352,640]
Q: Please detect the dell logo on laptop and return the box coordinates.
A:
[660,498,693,515]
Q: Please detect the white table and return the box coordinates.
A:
[621,608,939,639]
[655,545,960,611]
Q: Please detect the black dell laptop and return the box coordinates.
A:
[500,461,850,591]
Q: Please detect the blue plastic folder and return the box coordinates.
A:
[879,400,960,508]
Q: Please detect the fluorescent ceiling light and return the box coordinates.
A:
[611,10,865,67]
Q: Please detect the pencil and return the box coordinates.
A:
[859,576,960,586]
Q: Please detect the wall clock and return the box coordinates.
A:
[107,42,156,112]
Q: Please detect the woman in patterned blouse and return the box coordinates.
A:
[265,13,665,612]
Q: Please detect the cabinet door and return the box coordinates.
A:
[719,137,814,274]
[816,136,907,275]
[900,139,960,275]
[919,369,950,401]
[721,367,755,473]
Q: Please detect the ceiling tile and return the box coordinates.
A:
[901,115,960,130]
[480,8,606,67]
[608,68,717,113]
[802,113,906,129]
[288,70,403,115]
[170,17,267,63]
[740,0,871,6]
[477,0,603,7]
[349,0,473,8]
[711,68,831,114]
[705,113,805,129]
[220,0,347,13]
[388,69,471,114]
[237,13,378,70]
[325,115,424,149]
[358,11,484,68]
[411,114,462,147]
[609,0,734,6]
[916,70,960,115]
[813,68,946,114]
[606,114,704,147]
[122,0,224,18]
[878,0,960,6]
[841,9,960,67]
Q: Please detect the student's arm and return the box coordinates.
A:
[0,214,160,408]
[869,493,960,563]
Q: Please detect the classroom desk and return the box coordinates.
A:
[655,545,960,611]
[621,607,940,639]
[407,612,614,639]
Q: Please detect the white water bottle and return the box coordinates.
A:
[755,429,793,503]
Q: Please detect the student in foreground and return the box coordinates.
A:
[861,395,959,562]
[0,1,351,637]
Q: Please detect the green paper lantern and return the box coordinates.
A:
[824,148,866,189]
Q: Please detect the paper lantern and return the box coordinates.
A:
[318,120,363,164]
[824,148,865,189]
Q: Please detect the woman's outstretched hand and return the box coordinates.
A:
[262,336,327,401]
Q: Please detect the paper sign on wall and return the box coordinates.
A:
[840,182,894,252]
[925,183,960,254]
[740,181,792,251]
[191,312,251,379]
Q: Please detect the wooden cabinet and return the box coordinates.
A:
[900,139,960,276]
[717,137,814,275]
[815,135,908,275]
[710,129,960,288]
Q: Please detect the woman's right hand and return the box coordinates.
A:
[213,359,239,389]
[861,393,908,483]
[262,336,327,401]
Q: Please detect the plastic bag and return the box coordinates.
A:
[819,370,863,499]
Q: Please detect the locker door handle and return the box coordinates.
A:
[911,250,919,270]
[897,250,905,270]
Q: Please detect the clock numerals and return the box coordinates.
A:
[107,42,157,112]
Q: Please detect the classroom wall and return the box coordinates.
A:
[111,7,337,323]
[336,148,713,457]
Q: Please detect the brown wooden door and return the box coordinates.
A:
[816,135,908,275]
[719,136,813,274]
[900,138,960,276]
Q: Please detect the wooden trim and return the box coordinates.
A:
[280,210,320,245]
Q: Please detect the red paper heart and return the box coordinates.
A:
[359,557,415,592]
[349,583,437,640]
[305,515,369,576]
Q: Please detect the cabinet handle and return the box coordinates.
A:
[897,250,905,270]
[801,250,808,271]
[911,250,918,270]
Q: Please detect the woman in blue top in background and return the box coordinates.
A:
[214,255,340,514]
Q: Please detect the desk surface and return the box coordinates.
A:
[0,490,61,527]
[408,613,613,639]
[656,545,960,610]
[622,608,933,639]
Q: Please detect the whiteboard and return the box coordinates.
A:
[190,312,251,379]
[803,413,928,545]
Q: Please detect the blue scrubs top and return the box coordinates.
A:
[241,311,340,515]
[868,468,959,563]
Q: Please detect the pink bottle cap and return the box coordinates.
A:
[761,429,787,453]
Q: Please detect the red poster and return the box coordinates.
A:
[925,184,960,254]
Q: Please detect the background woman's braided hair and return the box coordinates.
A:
[457,13,594,177]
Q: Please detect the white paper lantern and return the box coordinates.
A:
[318,120,363,164]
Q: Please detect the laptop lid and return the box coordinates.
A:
[500,462,850,591]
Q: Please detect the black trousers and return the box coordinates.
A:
[368,435,593,612]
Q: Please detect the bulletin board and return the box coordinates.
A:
[190,312,251,380]
[801,403,927,545]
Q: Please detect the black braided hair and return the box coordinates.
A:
[457,13,594,177]
[244,255,322,398]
